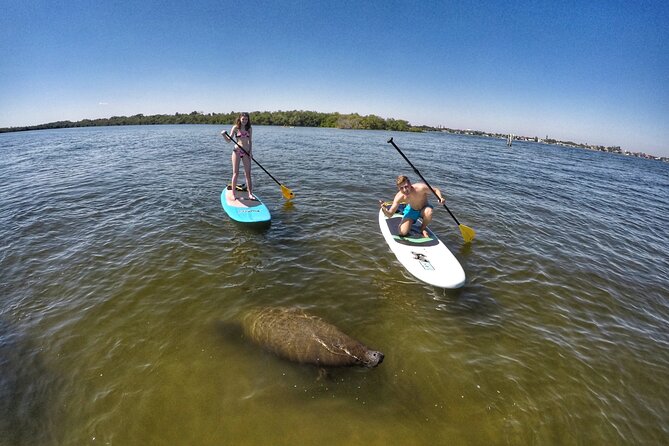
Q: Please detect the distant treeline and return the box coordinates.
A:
[0,110,419,133]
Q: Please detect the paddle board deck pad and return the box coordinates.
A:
[221,186,271,224]
[379,203,465,288]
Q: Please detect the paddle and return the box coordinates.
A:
[223,131,294,200]
[387,137,476,243]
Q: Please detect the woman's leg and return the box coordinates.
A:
[241,155,253,198]
[230,151,241,199]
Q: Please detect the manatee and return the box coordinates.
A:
[241,307,384,368]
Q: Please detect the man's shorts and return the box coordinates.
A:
[402,204,433,222]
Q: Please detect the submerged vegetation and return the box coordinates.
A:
[0,110,417,133]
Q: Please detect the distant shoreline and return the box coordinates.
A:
[1,110,666,163]
[432,128,668,163]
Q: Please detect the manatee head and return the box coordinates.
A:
[361,349,384,368]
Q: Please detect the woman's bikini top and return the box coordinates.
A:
[233,129,250,157]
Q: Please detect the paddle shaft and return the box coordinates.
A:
[387,137,462,226]
[223,131,283,187]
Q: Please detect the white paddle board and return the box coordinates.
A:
[379,203,465,288]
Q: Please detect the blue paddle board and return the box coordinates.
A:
[221,186,271,224]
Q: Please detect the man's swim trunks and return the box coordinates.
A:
[403,204,433,222]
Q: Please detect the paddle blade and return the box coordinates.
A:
[280,184,294,200]
[459,224,476,243]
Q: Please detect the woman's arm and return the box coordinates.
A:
[222,125,238,142]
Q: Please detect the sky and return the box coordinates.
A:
[1,0,668,156]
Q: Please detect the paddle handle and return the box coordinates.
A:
[387,137,462,226]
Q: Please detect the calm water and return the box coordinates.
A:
[1,125,668,445]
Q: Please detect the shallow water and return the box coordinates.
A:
[1,125,668,445]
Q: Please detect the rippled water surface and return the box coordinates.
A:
[1,125,668,445]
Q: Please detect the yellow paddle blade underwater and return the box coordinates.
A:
[280,184,294,200]
[459,224,476,243]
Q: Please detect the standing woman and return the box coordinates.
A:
[222,112,254,200]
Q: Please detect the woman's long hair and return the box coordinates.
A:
[235,112,252,131]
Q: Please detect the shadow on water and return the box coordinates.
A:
[415,238,502,327]
[0,319,62,446]
[213,319,245,345]
[229,219,272,233]
[432,282,502,328]
[281,200,296,213]
[458,241,474,258]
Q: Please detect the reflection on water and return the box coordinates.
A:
[0,125,668,445]
[0,319,61,445]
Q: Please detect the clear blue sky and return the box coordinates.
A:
[2,0,668,156]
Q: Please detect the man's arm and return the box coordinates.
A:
[380,193,402,217]
[433,187,445,204]
[418,183,444,204]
